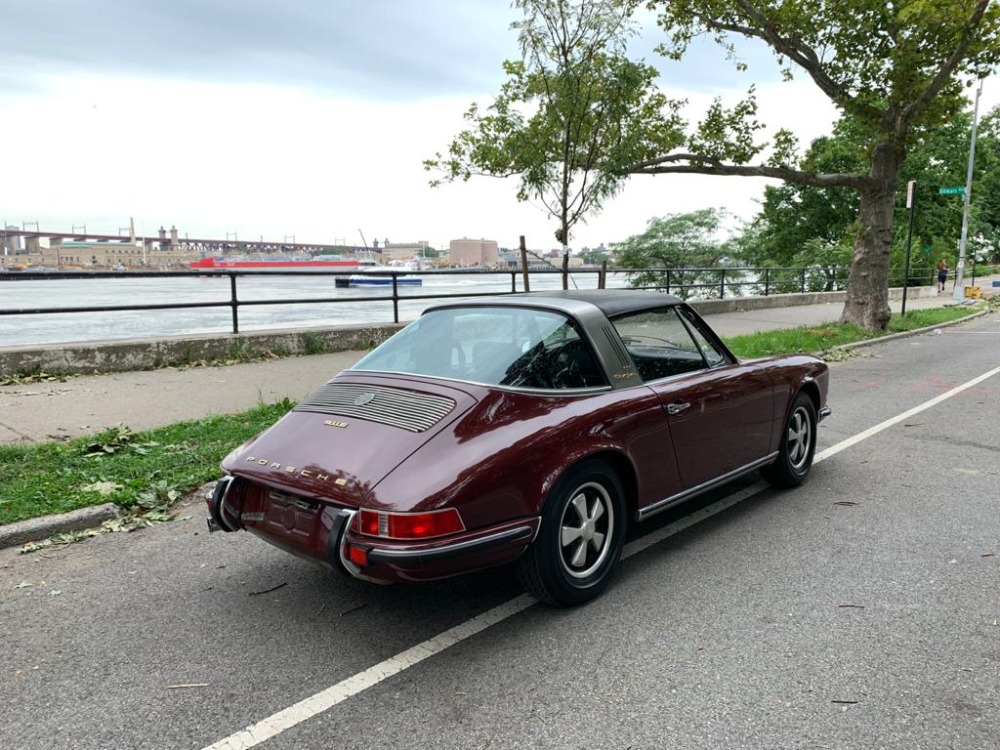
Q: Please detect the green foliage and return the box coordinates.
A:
[426,0,684,245]
[971,108,1000,262]
[653,1,1000,152]
[724,304,984,359]
[578,247,610,265]
[301,332,327,356]
[226,339,252,362]
[0,399,295,527]
[613,209,736,297]
[740,119,865,268]
[639,0,1000,329]
[737,104,1000,288]
[725,323,880,359]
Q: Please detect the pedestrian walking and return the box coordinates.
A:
[937,258,949,293]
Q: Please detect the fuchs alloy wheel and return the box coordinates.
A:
[516,460,626,606]
[761,392,817,488]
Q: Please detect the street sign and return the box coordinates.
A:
[938,186,965,195]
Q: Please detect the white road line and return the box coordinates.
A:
[200,363,1000,750]
[622,481,768,560]
[201,595,536,750]
[813,363,1000,464]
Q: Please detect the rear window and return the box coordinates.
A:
[353,306,608,390]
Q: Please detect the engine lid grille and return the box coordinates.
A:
[294,383,455,433]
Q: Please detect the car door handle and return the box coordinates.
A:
[666,401,690,415]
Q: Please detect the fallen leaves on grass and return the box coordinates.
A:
[819,347,860,362]
[20,480,185,553]
[83,424,159,457]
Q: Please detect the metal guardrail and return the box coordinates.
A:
[0,265,937,335]
[0,268,536,333]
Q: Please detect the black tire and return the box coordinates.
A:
[761,392,817,488]
[516,460,626,606]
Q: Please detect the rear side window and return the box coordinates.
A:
[611,307,714,382]
[677,307,729,368]
[354,307,607,390]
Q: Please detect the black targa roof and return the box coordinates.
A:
[423,289,685,321]
[513,289,684,318]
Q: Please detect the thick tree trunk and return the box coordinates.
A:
[840,143,905,330]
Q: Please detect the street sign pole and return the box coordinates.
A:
[954,80,983,301]
[902,180,916,316]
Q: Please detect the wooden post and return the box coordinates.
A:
[519,235,530,292]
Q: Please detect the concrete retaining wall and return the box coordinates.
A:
[688,285,934,315]
[0,323,405,377]
[0,286,936,377]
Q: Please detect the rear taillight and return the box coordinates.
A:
[354,508,465,540]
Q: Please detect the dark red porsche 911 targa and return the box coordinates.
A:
[208,290,830,606]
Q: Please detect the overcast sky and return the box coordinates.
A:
[1,0,987,252]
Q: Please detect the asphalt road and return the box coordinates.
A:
[1,310,998,750]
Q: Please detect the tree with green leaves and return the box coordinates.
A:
[579,246,611,265]
[970,107,1000,262]
[741,106,1000,285]
[613,208,736,298]
[739,118,864,290]
[425,0,683,252]
[638,0,1000,329]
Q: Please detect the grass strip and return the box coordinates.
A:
[724,304,983,359]
[0,398,295,527]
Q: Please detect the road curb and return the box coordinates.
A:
[0,503,119,549]
[830,307,989,354]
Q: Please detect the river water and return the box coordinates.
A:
[0,271,631,348]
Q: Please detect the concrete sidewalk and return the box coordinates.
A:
[0,285,989,445]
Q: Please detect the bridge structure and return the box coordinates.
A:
[0,226,369,257]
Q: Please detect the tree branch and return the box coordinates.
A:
[684,1,884,122]
[691,1,846,104]
[630,153,869,189]
[901,0,990,127]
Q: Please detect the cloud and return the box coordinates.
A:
[0,1,890,252]
[1,0,518,99]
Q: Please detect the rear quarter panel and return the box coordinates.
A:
[371,386,683,529]
[744,355,829,453]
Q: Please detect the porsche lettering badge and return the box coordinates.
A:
[244,456,333,483]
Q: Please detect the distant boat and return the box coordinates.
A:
[334,257,425,288]
[190,256,359,271]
